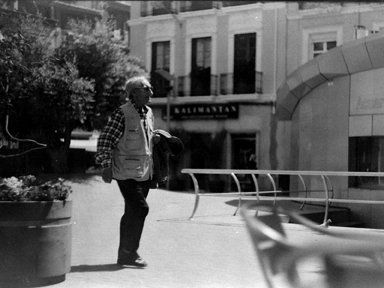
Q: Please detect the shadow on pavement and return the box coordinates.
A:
[70,264,124,273]
[225,199,257,207]
[0,275,65,288]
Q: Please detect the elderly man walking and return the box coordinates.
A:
[95,75,155,268]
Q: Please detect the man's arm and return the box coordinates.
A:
[95,109,124,182]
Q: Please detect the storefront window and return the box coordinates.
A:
[189,132,226,192]
[349,137,384,188]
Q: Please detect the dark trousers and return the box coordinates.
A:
[116,179,150,259]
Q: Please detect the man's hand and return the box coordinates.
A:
[102,167,113,183]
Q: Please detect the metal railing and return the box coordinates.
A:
[175,74,218,96]
[181,168,384,226]
[175,72,262,97]
[141,7,177,17]
[219,72,263,95]
[140,1,262,17]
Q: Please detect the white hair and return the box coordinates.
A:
[124,76,150,100]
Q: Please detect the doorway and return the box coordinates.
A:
[231,133,257,191]
[191,37,211,96]
[233,33,256,94]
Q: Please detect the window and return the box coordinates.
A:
[233,33,256,94]
[191,37,211,96]
[312,41,336,58]
[195,39,210,68]
[302,27,342,64]
[153,41,170,71]
[349,137,384,188]
[151,41,171,98]
[308,32,337,60]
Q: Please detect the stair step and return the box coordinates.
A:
[331,221,365,228]
[235,199,363,228]
[297,209,351,224]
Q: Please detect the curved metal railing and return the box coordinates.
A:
[181,169,384,226]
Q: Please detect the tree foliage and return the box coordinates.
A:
[0,13,95,148]
[0,11,146,172]
[54,16,147,130]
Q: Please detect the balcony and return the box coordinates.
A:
[298,2,349,10]
[172,71,263,97]
[140,1,264,17]
[179,1,214,12]
[141,1,176,17]
[141,7,177,17]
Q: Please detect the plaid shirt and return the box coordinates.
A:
[95,101,149,168]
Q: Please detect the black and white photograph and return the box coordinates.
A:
[2,1,384,287]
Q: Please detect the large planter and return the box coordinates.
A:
[0,200,72,286]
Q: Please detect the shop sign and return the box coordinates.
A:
[168,103,239,120]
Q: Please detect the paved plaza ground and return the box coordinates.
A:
[34,175,384,288]
[50,175,261,288]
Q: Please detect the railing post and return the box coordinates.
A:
[320,175,331,227]
[251,174,260,216]
[188,173,200,220]
[298,174,308,210]
[231,173,242,216]
[266,173,277,206]
[325,175,334,200]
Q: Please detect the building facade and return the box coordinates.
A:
[277,2,384,227]
[128,1,288,191]
[129,1,384,220]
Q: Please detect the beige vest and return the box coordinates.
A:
[112,102,154,181]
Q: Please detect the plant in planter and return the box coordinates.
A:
[0,175,72,201]
[0,175,73,286]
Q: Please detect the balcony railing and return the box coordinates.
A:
[140,1,265,17]
[151,70,171,98]
[140,1,221,17]
[298,2,350,10]
[179,1,214,12]
[141,7,177,17]
[175,75,217,96]
[173,71,263,97]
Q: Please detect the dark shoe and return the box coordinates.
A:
[117,256,148,268]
